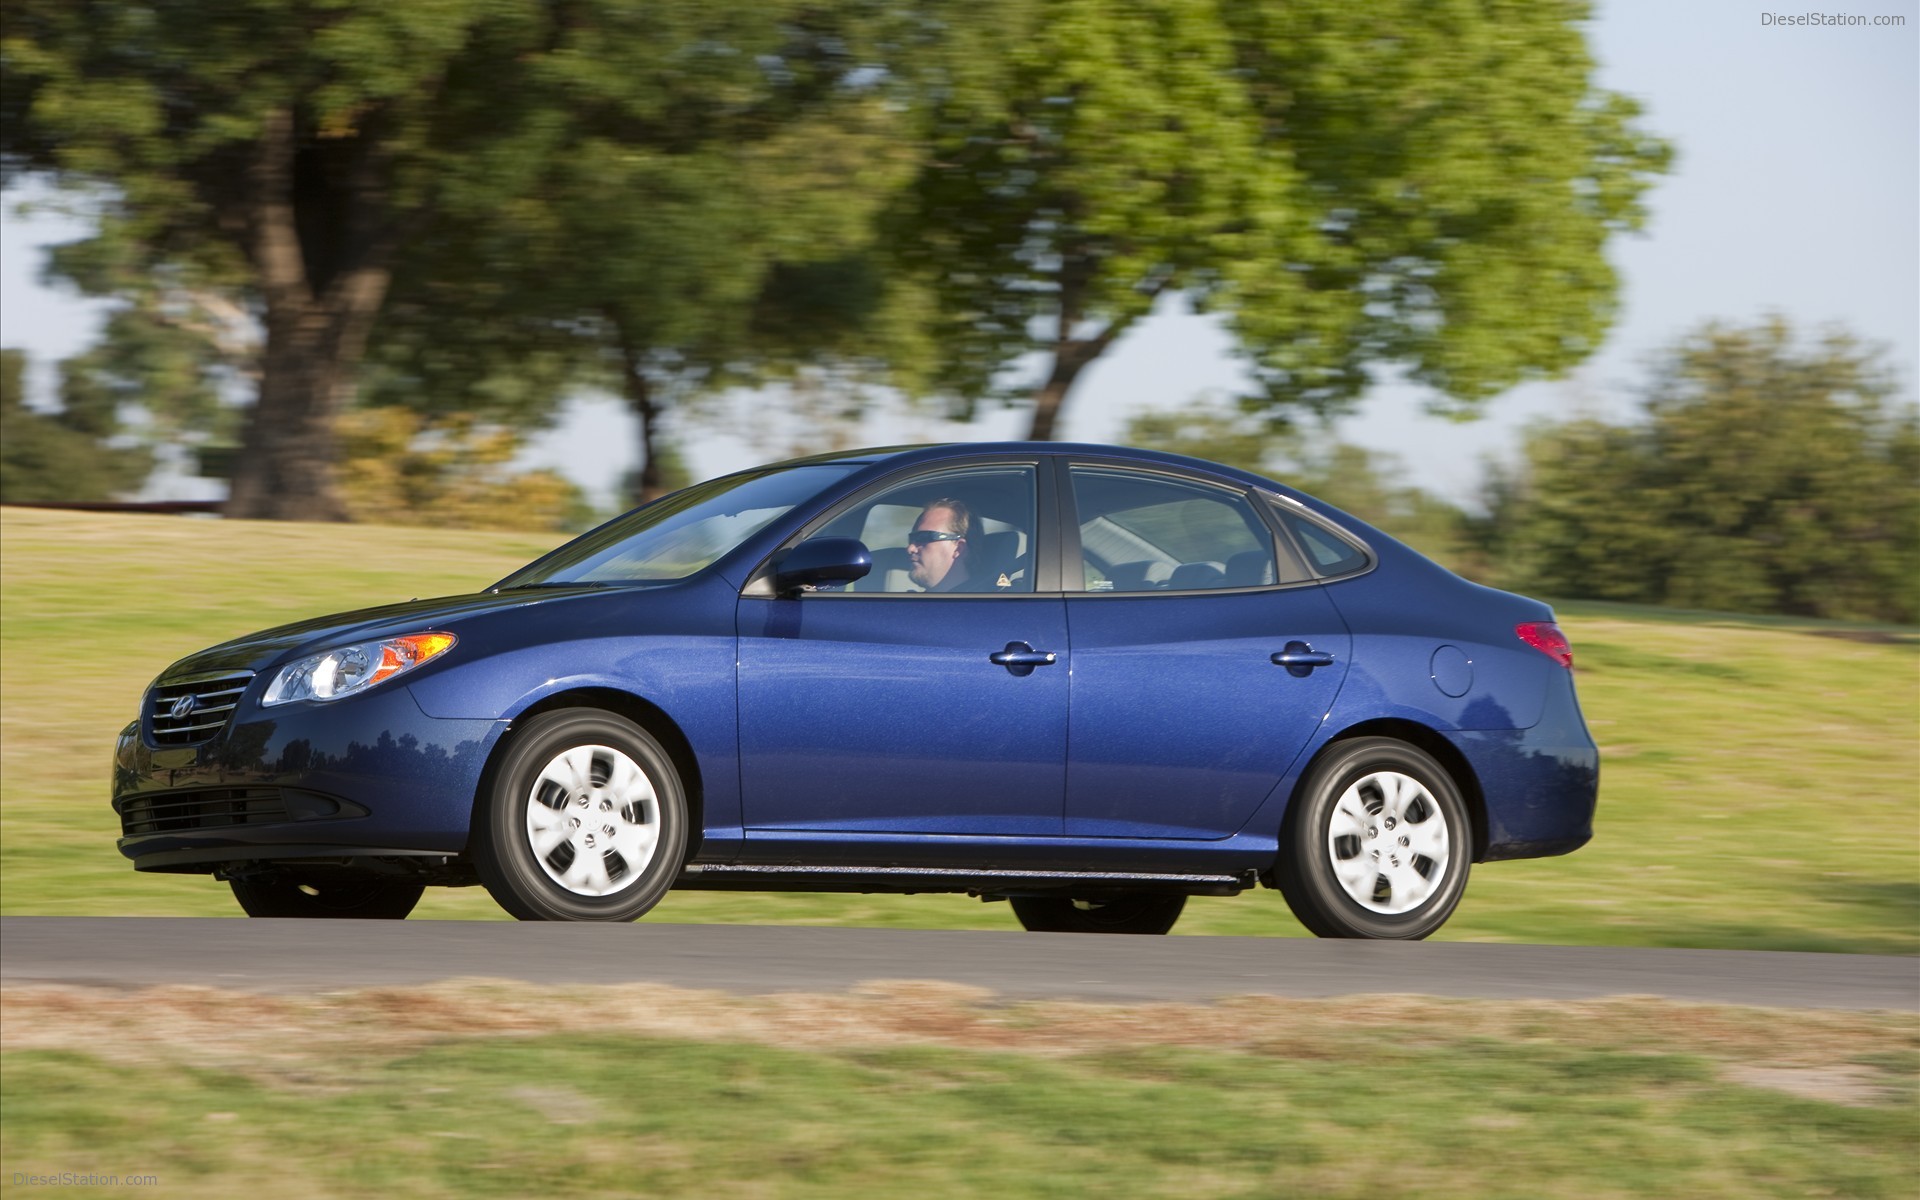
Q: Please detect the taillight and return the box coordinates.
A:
[1516,621,1573,668]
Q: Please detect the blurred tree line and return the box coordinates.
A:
[1,345,150,499]
[1131,319,1917,624]
[2,0,1666,524]
[1472,320,1918,624]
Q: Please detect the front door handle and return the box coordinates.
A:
[1272,641,1336,677]
[989,641,1058,677]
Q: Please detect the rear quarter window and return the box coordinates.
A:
[1269,501,1373,579]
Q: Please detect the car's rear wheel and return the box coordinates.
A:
[1008,892,1187,935]
[1277,737,1470,940]
[228,873,423,919]
[473,709,687,922]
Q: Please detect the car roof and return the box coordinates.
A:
[763,441,1291,493]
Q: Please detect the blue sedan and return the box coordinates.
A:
[113,443,1597,937]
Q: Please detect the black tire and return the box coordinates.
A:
[1277,737,1471,940]
[472,708,688,922]
[1008,892,1187,935]
[229,873,423,919]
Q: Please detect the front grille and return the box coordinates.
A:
[149,671,254,745]
[119,787,288,837]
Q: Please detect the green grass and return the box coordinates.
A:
[3,992,1915,1200]
[2,508,1916,951]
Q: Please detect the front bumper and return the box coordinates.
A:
[112,683,504,873]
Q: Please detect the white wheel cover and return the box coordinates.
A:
[1326,770,1452,915]
[524,744,661,898]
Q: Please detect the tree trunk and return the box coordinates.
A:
[1024,268,1153,441]
[226,311,352,520]
[226,291,391,519]
[224,109,397,521]
[616,327,666,507]
[1027,322,1125,442]
[1028,355,1084,442]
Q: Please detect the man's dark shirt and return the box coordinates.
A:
[927,563,973,593]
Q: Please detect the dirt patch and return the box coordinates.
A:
[1721,1063,1896,1107]
[1804,628,1916,646]
[3,979,1914,1080]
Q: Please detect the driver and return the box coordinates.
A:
[906,498,975,593]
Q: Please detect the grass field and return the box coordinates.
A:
[3,983,1915,1199]
[2,507,1916,952]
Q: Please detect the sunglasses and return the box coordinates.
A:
[906,530,965,546]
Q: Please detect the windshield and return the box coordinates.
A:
[494,464,858,588]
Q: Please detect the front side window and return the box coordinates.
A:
[496,464,858,587]
[1071,467,1300,592]
[807,465,1038,594]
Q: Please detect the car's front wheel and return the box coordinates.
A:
[1008,892,1187,934]
[473,708,688,922]
[1277,737,1470,940]
[228,873,423,919]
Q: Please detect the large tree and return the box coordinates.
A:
[897,0,1671,439]
[1480,319,1919,622]
[366,88,921,506]
[1,1,900,518]
[4,2,535,517]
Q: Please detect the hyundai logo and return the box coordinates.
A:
[168,694,199,721]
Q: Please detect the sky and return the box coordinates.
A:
[3,0,1915,509]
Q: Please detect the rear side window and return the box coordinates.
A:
[1270,502,1372,579]
[1070,467,1305,592]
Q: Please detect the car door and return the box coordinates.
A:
[736,459,1069,839]
[1061,462,1351,840]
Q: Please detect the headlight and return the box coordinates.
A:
[262,632,457,706]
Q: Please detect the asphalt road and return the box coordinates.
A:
[2,917,1914,1010]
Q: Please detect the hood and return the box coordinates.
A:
[155,586,616,681]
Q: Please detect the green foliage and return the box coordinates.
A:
[2,0,607,515]
[53,287,248,475]
[4,1,925,514]
[897,0,1671,434]
[4,1,1671,501]
[334,407,595,533]
[1123,397,1474,567]
[366,44,925,505]
[0,348,151,502]
[1483,320,1920,622]
[1,0,523,281]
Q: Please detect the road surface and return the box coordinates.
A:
[3,917,1913,1010]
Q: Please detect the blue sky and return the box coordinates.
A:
[3,0,1915,507]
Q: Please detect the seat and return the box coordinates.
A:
[850,545,913,592]
[1104,560,1174,592]
[1224,549,1275,588]
[1167,561,1227,591]
[972,530,1029,591]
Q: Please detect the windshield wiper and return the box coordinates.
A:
[493,581,624,592]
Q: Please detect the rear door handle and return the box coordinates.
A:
[1272,641,1335,676]
[990,641,1058,676]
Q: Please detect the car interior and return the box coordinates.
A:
[1071,470,1293,593]
[812,467,1037,593]
[804,464,1326,595]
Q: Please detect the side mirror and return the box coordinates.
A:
[773,537,872,596]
